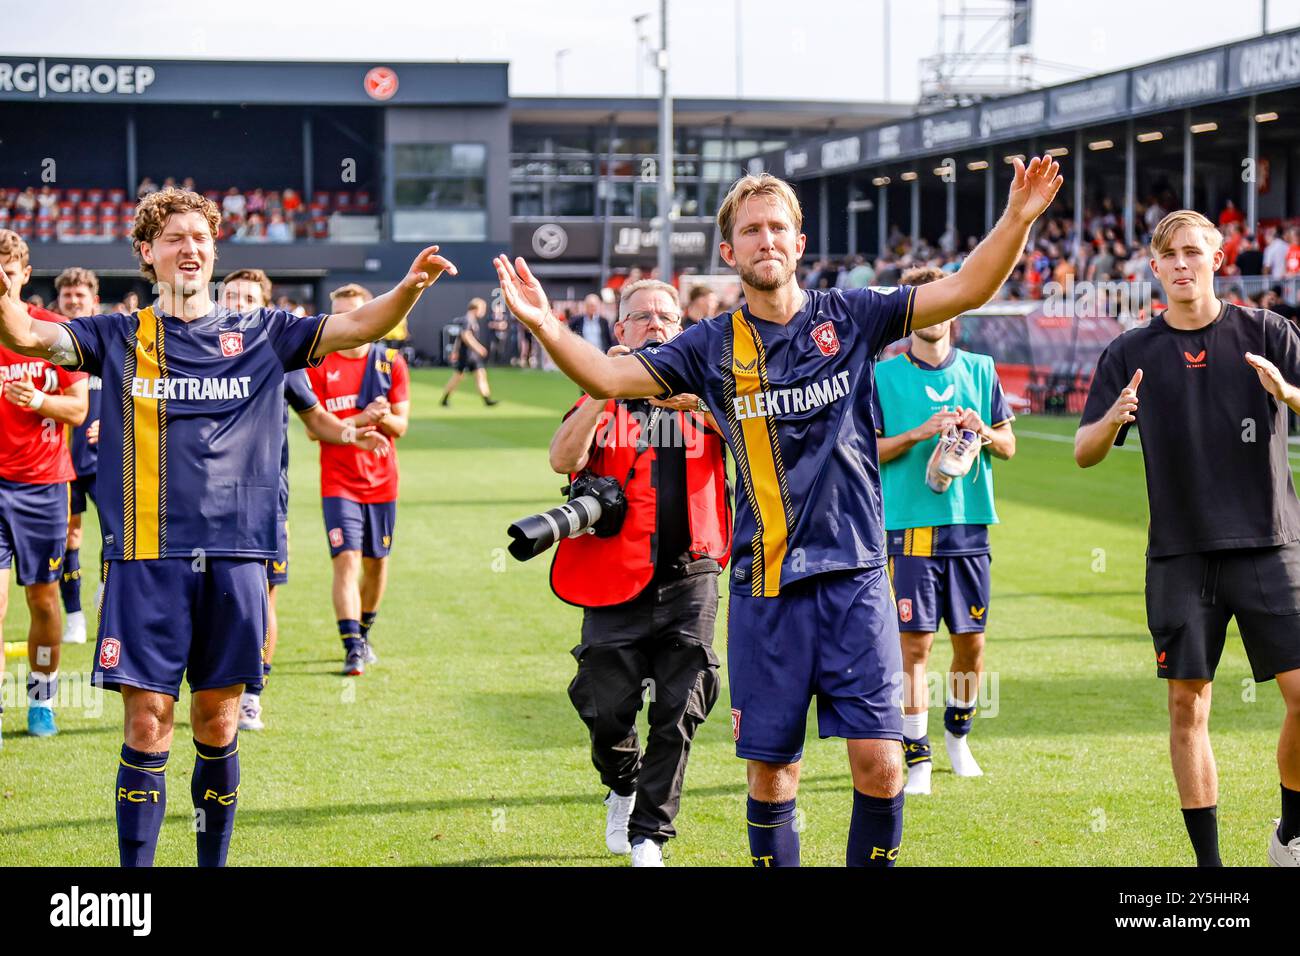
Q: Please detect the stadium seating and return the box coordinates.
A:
[0,185,376,242]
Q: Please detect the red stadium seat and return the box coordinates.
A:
[13,216,33,239]
[108,188,125,204]
[36,205,54,220]
[65,189,83,205]
[36,220,54,243]
[312,192,330,209]
[78,201,95,217]
[204,191,220,203]
[355,190,372,212]
[334,191,352,213]
[58,201,74,217]
[120,201,135,217]
[86,189,104,205]
[310,215,329,240]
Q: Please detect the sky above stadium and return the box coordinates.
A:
[12,0,1300,102]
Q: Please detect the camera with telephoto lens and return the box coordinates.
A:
[506,471,629,562]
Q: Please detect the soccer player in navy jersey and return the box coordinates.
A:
[0,232,89,741]
[0,187,455,865]
[220,269,387,730]
[498,158,1062,866]
[53,268,104,648]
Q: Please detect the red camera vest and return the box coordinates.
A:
[551,398,731,608]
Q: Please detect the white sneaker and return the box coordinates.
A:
[938,427,982,478]
[1268,820,1300,867]
[630,839,665,867]
[238,692,264,731]
[604,791,636,854]
[904,760,932,795]
[62,610,87,644]
[945,731,983,777]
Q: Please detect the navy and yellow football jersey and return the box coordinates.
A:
[635,286,915,597]
[61,303,327,561]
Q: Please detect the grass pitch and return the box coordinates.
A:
[0,368,1289,866]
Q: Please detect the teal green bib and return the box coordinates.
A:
[876,350,1001,530]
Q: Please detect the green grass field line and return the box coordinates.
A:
[0,367,1290,866]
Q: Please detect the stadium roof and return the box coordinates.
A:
[509,96,913,130]
[759,23,1300,179]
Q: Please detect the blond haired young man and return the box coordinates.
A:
[499,158,1062,866]
[1077,209,1300,867]
[0,187,455,865]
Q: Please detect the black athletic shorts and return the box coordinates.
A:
[454,350,483,373]
[1145,541,1300,682]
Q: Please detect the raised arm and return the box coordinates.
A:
[1075,369,1141,468]
[495,255,660,400]
[0,278,78,365]
[911,156,1063,330]
[550,396,608,474]
[312,245,458,358]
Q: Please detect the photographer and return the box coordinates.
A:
[549,279,731,867]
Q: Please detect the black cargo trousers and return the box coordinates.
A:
[568,558,722,845]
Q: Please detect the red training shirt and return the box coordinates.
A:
[0,305,85,484]
[305,347,409,503]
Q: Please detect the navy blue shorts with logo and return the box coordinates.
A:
[93,557,268,698]
[266,518,290,585]
[727,565,903,764]
[888,553,991,634]
[0,478,69,586]
[69,473,96,516]
[322,497,396,559]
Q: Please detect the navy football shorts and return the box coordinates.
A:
[69,473,97,517]
[888,553,991,634]
[0,478,69,586]
[93,557,268,698]
[266,518,290,586]
[726,565,903,764]
[322,497,396,559]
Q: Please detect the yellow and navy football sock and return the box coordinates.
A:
[747,797,799,867]
[1181,805,1222,867]
[339,619,362,652]
[27,671,57,710]
[360,611,378,643]
[1280,785,1300,843]
[847,790,904,867]
[116,744,168,867]
[60,547,82,613]
[943,697,977,737]
[902,712,931,765]
[192,738,240,867]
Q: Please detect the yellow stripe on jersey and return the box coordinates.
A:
[904,526,934,557]
[124,308,168,560]
[730,311,793,597]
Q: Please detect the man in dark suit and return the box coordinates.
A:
[569,294,614,353]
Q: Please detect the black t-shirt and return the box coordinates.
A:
[1236,248,1263,276]
[1081,302,1300,556]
